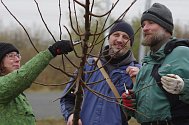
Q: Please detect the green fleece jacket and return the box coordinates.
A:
[0,50,54,125]
[132,38,189,123]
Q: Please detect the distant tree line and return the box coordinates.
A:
[0,17,189,91]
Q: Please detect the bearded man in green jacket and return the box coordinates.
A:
[0,40,73,125]
[122,3,189,125]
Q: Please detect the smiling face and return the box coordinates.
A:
[0,52,21,75]
[108,31,131,58]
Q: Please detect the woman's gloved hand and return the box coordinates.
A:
[48,40,73,57]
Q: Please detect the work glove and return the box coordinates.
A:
[121,90,136,110]
[48,40,73,57]
[161,74,184,94]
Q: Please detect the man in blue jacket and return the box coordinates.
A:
[60,20,140,125]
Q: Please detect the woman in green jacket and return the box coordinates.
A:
[0,40,73,125]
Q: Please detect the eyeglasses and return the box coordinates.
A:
[6,53,21,60]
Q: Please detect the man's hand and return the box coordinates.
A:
[121,90,136,110]
[126,66,139,83]
[161,74,184,94]
[67,114,82,125]
[48,40,73,57]
[126,66,139,78]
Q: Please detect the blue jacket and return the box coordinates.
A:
[60,50,140,125]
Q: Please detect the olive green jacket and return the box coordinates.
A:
[132,38,189,123]
[0,50,54,125]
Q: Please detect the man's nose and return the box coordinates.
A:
[142,24,150,32]
[117,36,124,42]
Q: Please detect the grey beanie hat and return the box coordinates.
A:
[109,20,134,46]
[0,42,19,62]
[141,3,174,34]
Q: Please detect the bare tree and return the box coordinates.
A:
[1,0,140,124]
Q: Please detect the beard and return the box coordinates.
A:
[142,29,167,47]
[109,47,128,58]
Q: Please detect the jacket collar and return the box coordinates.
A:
[101,45,136,66]
[142,37,176,64]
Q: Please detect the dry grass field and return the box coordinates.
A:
[36,118,140,125]
[36,119,65,125]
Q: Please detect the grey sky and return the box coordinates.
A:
[1,0,189,35]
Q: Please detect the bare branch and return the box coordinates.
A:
[33,0,56,42]
[1,0,39,53]
[58,0,63,39]
[73,0,86,8]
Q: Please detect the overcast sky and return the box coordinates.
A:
[1,0,189,35]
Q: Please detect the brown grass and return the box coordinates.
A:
[36,119,65,125]
[36,118,140,125]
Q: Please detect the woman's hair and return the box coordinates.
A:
[0,62,5,76]
[0,42,19,76]
[0,42,19,63]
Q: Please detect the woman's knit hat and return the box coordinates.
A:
[141,3,174,34]
[0,42,19,62]
[109,20,134,46]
